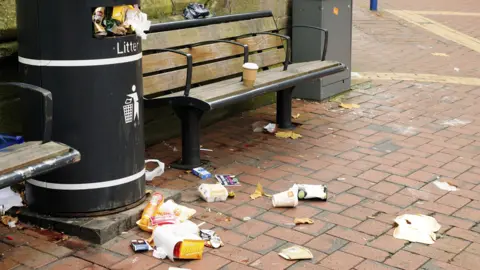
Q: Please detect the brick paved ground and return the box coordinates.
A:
[3,1,480,269]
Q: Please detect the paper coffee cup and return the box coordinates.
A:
[272,185,298,207]
[243,63,259,87]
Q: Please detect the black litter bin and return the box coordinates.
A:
[16,0,145,216]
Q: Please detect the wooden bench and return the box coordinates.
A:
[0,82,80,189]
[142,11,346,169]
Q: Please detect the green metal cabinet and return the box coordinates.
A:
[292,0,352,100]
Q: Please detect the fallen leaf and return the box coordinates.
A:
[250,183,272,199]
[225,217,232,222]
[431,52,449,57]
[292,113,301,119]
[340,103,360,109]
[294,218,314,225]
[228,191,236,198]
[276,131,302,140]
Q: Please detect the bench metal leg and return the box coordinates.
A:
[276,87,295,129]
[171,106,204,170]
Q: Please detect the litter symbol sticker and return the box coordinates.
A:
[123,85,140,125]
[333,7,339,15]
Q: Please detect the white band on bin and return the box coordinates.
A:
[26,169,145,190]
[18,53,143,67]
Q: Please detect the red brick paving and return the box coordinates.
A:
[2,1,480,269]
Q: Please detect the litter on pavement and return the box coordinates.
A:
[272,185,299,207]
[276,131,302,139]
[294,218,314,225]
[278,246,313,260]
[393,214,441,245]
[215,174,241,186]
[250,183,272,199]
[433,180,457,192]
[297,184,328,200]
[198,184,228,202]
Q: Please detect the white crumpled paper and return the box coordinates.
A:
[125,8,151,39]
[393,214,441,244]
[0,187,23,215]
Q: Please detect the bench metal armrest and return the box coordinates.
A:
[143,49,193,97]
[280,25,329,61]
[189,40,249,64]
[238,32,291,71]
[0,82,52,143]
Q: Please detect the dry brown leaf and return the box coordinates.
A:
[294,218,314,225]
[1,215,18,227]
[340,103,360,109]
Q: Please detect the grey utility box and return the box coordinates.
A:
[292,0,352,100]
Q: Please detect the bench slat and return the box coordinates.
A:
[0,142,42,158]
[143,17,277,50]
[156,61,342,102]
[0,142,70,175]
[143,49,286,96]
[142,35,283,74]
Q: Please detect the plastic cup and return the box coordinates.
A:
[242,63,259,87]
[272,186,298,207]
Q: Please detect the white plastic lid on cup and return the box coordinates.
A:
[243,63,259,70]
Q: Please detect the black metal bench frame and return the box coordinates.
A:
[143,11,345,170]
[0,82,80,189]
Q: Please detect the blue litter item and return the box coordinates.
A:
[0,134,24,150]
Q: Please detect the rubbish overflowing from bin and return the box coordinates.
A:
[92,5,151,39]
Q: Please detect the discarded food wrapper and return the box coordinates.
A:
[145,159,165,181]
[153,220,204,261]
[272,185,299,208]
[215,174,241,186]
[243,217,251,221]
[278,246,313,260]
[276,131,302,140]
[137,192,164,232]
[294,218,314,225]
[157,200,196,222]
[0,187,23,215]
[131,239,150,252]
[250,183,272,200]
[393,214,441,245]
[150,214,178,227]
[1,215,18,228]
[340,103,360,109]
[192,167,212,179]
[153,248,167,259]
[433,180,457,192]
[252,121,268,133]
[297,184,328,200]
[92,7,107,37]
[198,184,228,203]
[200,229,224,249]
[264,123,277,134]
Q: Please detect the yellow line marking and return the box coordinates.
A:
[411,11,480,16]
[356,72,480,86]
[386,10,480,53]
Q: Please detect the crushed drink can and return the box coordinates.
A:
[199,229,223,249]
[296,184,328,200]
